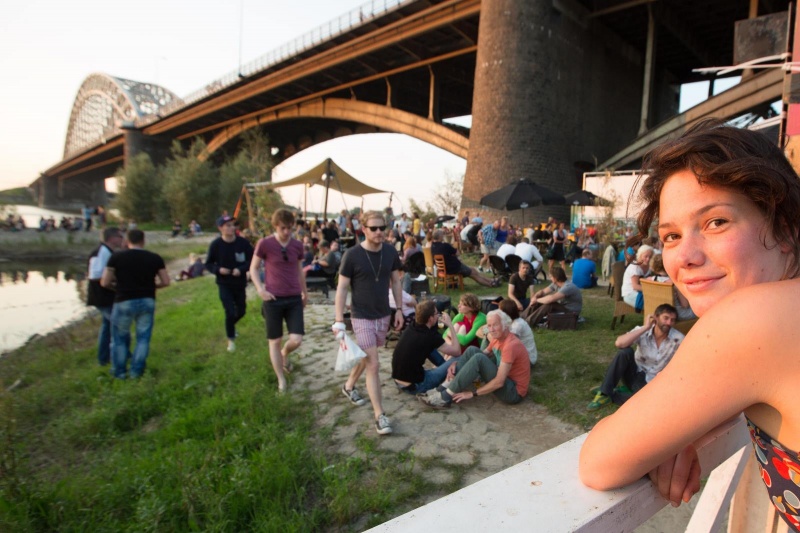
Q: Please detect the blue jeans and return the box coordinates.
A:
[111,298,155,379]
[96,306,113,366]
[396,350,456,394]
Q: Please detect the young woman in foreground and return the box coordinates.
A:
[579,119,800,530]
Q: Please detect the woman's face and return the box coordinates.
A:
[639,250,653,266]
[458,299,474,315]
[658,170,788,316]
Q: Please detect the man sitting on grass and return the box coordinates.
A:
[417,310,530,409]
[521,266,583,326]
[587,303,683,410]
[391,300,462,395]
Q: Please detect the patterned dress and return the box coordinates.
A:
[746,417,800,531]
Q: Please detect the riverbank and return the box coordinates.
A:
[0,229,214,260]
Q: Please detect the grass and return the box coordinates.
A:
[454,253,644,429]
[0,274,466,531]
[0,248,642,530]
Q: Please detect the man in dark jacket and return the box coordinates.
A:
[205,215,254,352]
[87,227,123,366]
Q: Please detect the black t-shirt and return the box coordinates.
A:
[205,236,254,288]
[106,248,166,302]
[322,226,339,243]
[391,323,445,383]
[339,243,401,319]
[431,241,461,274]
[509,272,534,301]
[321,250,339,275]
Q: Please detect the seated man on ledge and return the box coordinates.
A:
[521,266,583,326]
[391,300,462,395]
[417,309,530,409]
[587,303,683,410]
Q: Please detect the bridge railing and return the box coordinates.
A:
[139,0,415,126]
[367,416,753,532]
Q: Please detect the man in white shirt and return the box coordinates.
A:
[587,304,683,410]
[515,238,543,270]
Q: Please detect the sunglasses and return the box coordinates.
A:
[281,247,288,261]
[366,225,387,232]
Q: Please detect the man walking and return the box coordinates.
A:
[250,209,307,393]
[587,304,683,410]
[333,210,403,435]
[102,229,169,379]
[205,215,254,352]
[86,227,123,366]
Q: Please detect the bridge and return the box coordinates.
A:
[34,0,791,219]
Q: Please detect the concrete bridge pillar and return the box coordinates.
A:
[123,127,172,168]
[463,0,576,227]
[462,0,647,229]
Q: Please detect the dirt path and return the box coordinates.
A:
[284,300,698,530]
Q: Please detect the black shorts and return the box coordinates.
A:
[261,295,305,340]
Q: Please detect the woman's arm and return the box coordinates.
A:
[456,312,487,346]
[579,285,785,497]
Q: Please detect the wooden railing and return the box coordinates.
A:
[368,416,753,532]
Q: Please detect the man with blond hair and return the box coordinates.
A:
[333,210,403,435]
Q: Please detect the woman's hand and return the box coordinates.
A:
[648,444,701,507]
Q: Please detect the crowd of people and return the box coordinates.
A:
[76,120,800,529]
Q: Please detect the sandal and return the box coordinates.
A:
[283,360,294,374]
[490,278,502,288]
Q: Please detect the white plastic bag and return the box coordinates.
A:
[334,331,367,372]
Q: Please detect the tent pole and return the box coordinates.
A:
[323,159,331,221]
[303,183,308,222]
[244,185,255,233]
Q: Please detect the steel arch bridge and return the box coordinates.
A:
[63,73,179,159]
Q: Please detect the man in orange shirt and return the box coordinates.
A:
[418,309,530,408]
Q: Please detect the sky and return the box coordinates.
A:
[0,0,740,216]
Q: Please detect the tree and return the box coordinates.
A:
[115,153,159,223]
[429,170,463,215]
[160,139,220,228]
[219,129,276,229]
[407,198,437,226]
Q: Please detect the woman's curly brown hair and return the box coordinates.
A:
[631,118,800,278]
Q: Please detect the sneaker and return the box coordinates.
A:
[227,340,236,352]
[589,385,601,395]
[614,385,633,394]
[342,385,366,406]
[417,390,452,409]
[375,413,393,435]
[587,392,611,411]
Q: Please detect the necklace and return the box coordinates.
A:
[362,245,383,282]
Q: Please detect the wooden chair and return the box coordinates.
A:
[640,279,674,318]
[611,261,637,329]
[433,254,464,292]
[422,246,434,276]
[641,278,699,334]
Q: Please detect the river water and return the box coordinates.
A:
[0,260,90,354]
[1,204,94,354]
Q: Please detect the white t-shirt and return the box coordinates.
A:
[510,318,538,365]
[621,263,647,299]
[496,243,516,261]
[515,242,542,265]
